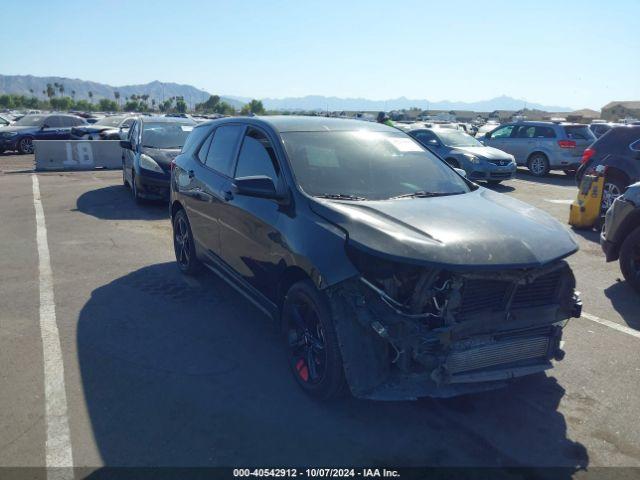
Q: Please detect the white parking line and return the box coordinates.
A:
[582,311,640,339]
[544,199,574,204]
[32,174,74,477]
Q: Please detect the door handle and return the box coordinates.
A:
[223,190,234,201]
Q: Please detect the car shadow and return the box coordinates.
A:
[516,168,577,188]
[604,281,640,331]
[484,182,515,193]
[77,262,588,472]
[570,227,601,244]
[75,184,168,220]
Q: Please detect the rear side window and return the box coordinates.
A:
[203,124,244,176]
[535,126,556,138]
[564,126,595,141]
[181,125,210,156]
[46,116,62,128]
[515,126,536,138]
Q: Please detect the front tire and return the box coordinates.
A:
[619,227,640,293]
[527,153,550,177]
[17,137,34,155]
[283,280,346,400]
[173,209,202,275]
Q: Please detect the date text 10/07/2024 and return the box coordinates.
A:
[233,468,401,478]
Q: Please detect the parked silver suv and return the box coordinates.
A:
[481,121,596,176]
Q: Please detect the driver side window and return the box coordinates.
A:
[490,125,515,139]
[234,128,279,184]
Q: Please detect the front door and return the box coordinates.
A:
[218,126,284,300]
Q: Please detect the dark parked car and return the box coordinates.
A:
[577,125,640,211]
[589,122,619,138]
[407,126,516,184]
[0,113,86,154]
[121,116,196,201]
[601,182,640,292]
[170,116,581,400]
[71,115,135,140]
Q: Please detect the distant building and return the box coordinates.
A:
[601,101,640,121]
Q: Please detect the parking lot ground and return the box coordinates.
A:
[0,167,639,475]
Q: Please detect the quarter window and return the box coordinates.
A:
[235,128,279,182]
[204,124,244,176]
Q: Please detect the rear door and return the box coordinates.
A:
[38,115,63,140]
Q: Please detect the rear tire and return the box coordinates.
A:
[172,209,202,275]
[619,227,640,293]
[283,280,346,400]
[527,153,550,177]
[17,136,34,155]
[601,176,626,213]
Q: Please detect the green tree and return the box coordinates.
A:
[98,99,118,112]
[241,99,265,115]
[50,96,73,110]
[175,98,187,113]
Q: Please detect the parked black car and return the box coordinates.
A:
[170,116,581,400]
[601,182,640,292]
[589,122,619,138]
[0,113,86,154]
[121,116,196,202]
[71,115,135,140]
[577,126,640,211]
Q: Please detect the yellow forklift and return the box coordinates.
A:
[569,165,605,230]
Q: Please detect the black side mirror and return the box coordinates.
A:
[484,132,490,139]
[41,124,49,130]
[120,140,132,149]
[235,175,283,199]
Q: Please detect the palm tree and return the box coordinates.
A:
[59,84,65,97]
[151,98,156,111]
[88,91,94,103]
[71,90,76,100]
[46,83,55,99]
[114,91,120,106]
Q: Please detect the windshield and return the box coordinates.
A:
[142,122,195,149]
[435,129,483,147]
[95,116,125,127]
[14,115,47,127]
[282,130,471,201]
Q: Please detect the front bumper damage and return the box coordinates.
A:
[326,259,582,400]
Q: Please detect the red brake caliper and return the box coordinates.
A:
[296,358,309,382]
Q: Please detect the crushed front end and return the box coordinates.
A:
[327,250,582,400]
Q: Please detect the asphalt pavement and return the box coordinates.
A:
[1,153,639,477]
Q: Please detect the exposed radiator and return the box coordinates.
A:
[445,335,550,374]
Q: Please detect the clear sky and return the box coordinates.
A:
[1,0,639,109]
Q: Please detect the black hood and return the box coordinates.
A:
[310,188,578,270]
[140,147,181,166]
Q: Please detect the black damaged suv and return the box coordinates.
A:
[170,116,582,400]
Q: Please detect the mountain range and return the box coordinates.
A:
[0,75,243,108]
[227,94,573,113]
[0,74,574,113]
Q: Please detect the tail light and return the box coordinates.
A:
[558,140,577,149]
[581,147,595,164]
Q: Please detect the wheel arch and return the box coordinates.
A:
[170,199,185,220]
[527,150,549,162]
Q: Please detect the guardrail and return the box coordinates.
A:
[34,140,123,171]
